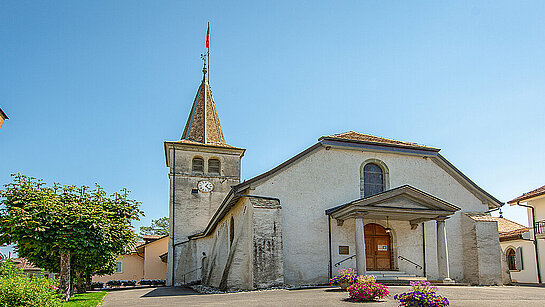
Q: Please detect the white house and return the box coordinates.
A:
[504,185,545,283]
[164,63,505,290]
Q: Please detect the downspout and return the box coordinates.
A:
[328,216,332,280]
[170,146,176,285]
[516,201,542,283]
[422,223,426,276]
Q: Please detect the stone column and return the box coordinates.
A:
[436,219,452,281]
[355,215,367,275]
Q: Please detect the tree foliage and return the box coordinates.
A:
[0,174,143,297]
[139,217,168,237]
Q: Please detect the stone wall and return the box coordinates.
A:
[166,143,242,286]
[461,213,503,285]
[251,198,284,288]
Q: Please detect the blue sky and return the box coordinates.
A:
[1,0,544,247]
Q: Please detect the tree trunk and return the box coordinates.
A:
[59,251,71,301]
[85,274,92,291]
[70,270,75,297]
[75,271,86,293]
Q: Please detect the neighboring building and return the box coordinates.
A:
[165,62,505,290]
[9,258,58,279]
[506,185,545,283]
[93,235,168,282]
[0,107,8,130]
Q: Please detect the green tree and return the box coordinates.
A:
[0,174,143,300]
[140,217,169,237]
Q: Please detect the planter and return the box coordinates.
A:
[340,281,351,290]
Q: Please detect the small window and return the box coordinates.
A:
[230,217,235,246]
[192,157,204,173]
[115,261,122,273]
[507,248,516,271]
[363,163,384,197]
[208,159,220,175]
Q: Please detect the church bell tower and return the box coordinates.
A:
[164,60,245,286]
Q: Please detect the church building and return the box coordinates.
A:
[164,63,505,289]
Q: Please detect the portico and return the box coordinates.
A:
[326,185,459,281]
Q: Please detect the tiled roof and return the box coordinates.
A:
[11,258,41,271]
[467,215,528,240]
[508,184,545,204]
[181,74,228,146]
[319,131,440,151]
[142,235,162,240]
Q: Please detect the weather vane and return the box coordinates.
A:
[201,53,207,75]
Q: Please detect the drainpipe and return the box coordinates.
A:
[516,201,542,283]
[422,223,426,276]
[328,216,332,280]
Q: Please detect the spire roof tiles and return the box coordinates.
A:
[181,74,227,146]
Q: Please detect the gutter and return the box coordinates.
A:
[516,201,542,283]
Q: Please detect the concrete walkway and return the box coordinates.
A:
[100,285,545,307]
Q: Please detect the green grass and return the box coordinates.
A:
[61,291,107,307]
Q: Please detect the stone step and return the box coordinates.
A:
[366,270,413,276]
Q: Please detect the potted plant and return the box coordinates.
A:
[329,268,357,289]
[394,281,449,306]
[346,275,389,302]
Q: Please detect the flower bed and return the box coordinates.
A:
[394,281,449,307]
[346,275,389,302]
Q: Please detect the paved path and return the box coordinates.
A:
[100,285,545,307]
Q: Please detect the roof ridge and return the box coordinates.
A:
[320,130,439,151]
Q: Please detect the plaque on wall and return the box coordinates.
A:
[339,245,349,255]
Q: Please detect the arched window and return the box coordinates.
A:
[363,163,384,197]
[230,217,235,246]
[192,157,204,173]
[507,248,516,270]
[208,158,221,175]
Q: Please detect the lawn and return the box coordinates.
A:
[62,291,107,307]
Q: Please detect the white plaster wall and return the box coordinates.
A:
[500,240,538,283]
[528,197,545,222]
[252,146,491,285]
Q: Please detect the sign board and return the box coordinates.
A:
[377,245,388,251]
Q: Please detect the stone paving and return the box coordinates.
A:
[100,285,545,307]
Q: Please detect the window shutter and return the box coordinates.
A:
[515,247,524,271]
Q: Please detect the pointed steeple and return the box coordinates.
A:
[181,60,226,145]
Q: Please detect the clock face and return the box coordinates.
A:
[197,180,214,193]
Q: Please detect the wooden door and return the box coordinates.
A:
[364,223,391,270]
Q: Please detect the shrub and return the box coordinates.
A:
[122,280,136,287]
[90,282,104,290]
[346,275,389,302]
[0,260,61,307]
[106,280,121,287]
[329,268,357,286]
[394,281,449,307]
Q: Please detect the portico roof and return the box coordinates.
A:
[326,185,460,225]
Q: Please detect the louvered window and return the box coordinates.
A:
[208,159,220,175]
[363,163,384,197]
[192,157,204,173]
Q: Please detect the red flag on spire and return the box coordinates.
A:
[206,22,210,48]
